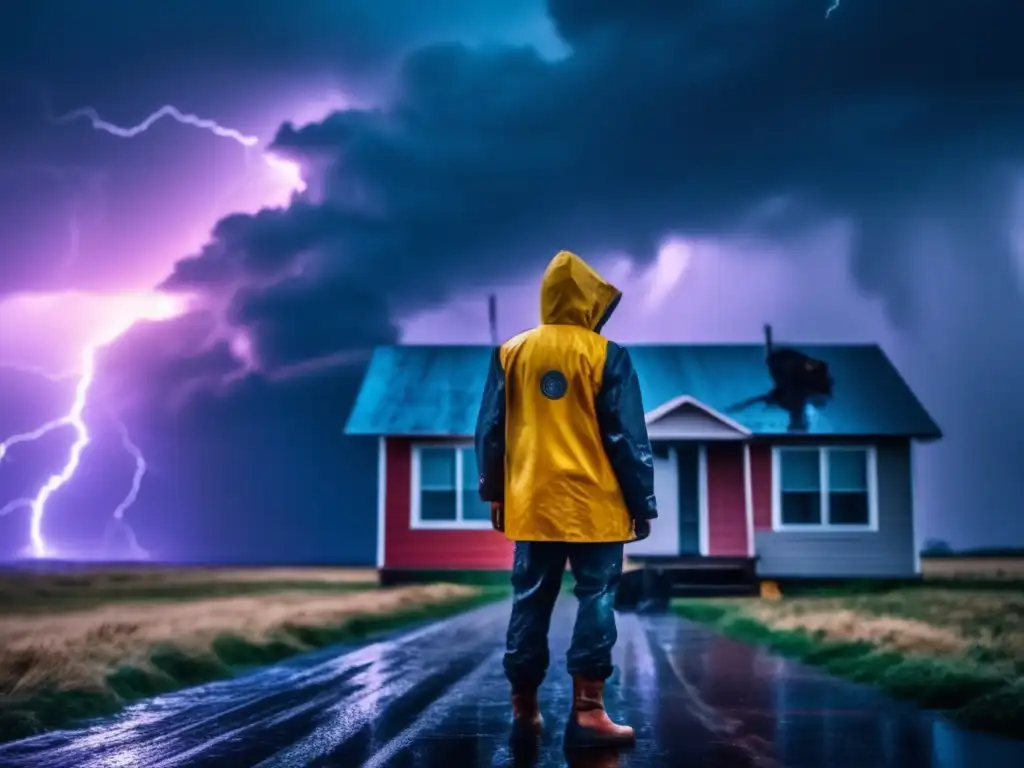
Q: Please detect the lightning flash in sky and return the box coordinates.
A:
[0,348,100,557]
[58,104,307,193]
[102,419,150,560]
[0,103,306,558]
[0,294,184,558]
[826,0,842,18]
[57,105,260,146]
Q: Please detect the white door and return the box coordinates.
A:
[628,446,679,556]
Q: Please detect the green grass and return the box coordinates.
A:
[673,598,1024,740]
[0,587,507,745]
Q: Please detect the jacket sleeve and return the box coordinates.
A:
[595,342,658,520]
[474,347,506,503]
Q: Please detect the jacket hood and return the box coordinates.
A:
[539,250,622,332]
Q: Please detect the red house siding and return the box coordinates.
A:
[383,437,764,566]
[383,438,513,570]
[705,443,748,556]
[749,443,773,531]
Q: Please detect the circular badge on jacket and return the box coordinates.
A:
[540,370,568,400]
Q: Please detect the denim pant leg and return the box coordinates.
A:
[566,542,624,681]
[503,541,567,690]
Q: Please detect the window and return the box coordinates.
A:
[412,445,492,528]
[827,449,871,525]
[775,447,875,529]
[779,448,822,525]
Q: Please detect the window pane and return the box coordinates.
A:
[420,489,458,521]
[420,448,456,489]
[460,449,491,521]
[829,450,867,492]
[830,492,869,525]
[780,450,820,491]
[781,491,821,525]
[462,491,492,521]
[461,448,481,494]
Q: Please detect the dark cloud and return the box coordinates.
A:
[92,312,238,413]
[0,0,550,87]
[162,0,1024,372]
[3,0,1023,557]
[148,0,1024,556]
[165,205,346,291]
[0,0,552,297]
[227,276,399,369]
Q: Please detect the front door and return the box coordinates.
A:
[676,443,702,555]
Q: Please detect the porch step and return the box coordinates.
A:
[615,556,759,611]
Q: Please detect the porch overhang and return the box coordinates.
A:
[644,394,751,441]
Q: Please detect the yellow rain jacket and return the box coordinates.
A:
[474,250,658,543]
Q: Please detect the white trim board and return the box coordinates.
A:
[743,442,755,557]
[409,442,493,530]
[770,445,880,532]
[376,436,387,568]
[910,443,921,575]
[698,443,710,556]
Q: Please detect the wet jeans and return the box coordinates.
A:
[503,541,624,690]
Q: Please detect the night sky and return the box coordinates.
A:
[0,0,1021,562]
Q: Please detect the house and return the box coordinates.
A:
[345,342,941,585]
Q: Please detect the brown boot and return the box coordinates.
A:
[510,687,544,741]
[564,676,635,749]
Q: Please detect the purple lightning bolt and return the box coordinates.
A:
[56,105,260,146]
[56,104,306,193]
[112,419,145,524]
[0,296,184,558]
[0,104,307,558]
[102,419,149,560]
[0,346,97,557]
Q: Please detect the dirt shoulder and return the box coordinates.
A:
[674,586,1024,740]
[0,575,501,743]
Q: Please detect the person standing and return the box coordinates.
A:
[474,250,657,749]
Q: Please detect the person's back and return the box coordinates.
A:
[475,250,658,751]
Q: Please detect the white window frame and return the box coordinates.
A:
[771,445,879,532]
[410,441,493,530]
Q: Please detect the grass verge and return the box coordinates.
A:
[0,566,377,613]
[0,583,506,744]
[673,588,1024,741]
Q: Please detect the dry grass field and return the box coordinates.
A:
[922,555,1024,580]
[1,582,478,695]
[675,585,1024,738]
[721,587,1024,662]
[0,565,501,743]
[0,565,379,613]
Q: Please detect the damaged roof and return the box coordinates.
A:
[344,343,941,439]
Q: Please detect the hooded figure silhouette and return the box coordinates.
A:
[475,250,657,750]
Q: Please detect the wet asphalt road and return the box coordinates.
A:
[1,599,1022,768]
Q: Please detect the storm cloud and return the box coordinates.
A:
[152,0,1024,553]
[161,0,1024,364]
[2,0,1022,558]
[0,0,555,298]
